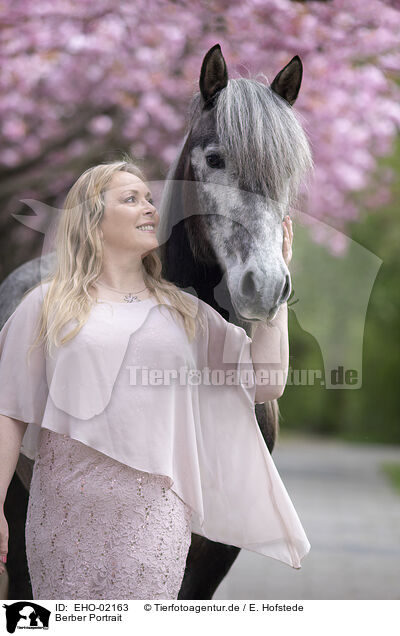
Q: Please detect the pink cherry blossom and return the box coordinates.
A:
[0,0,399,257]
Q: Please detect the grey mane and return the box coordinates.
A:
[188,76,313,203]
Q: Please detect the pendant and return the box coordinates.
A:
[123,293,141,303]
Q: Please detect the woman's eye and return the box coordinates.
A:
[206,153,225,169]
[126,196,154,205]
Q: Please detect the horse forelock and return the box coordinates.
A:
[186,77,313,204]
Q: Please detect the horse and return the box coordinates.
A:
[0,43,312,600]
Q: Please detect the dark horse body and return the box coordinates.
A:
[1,44,312,599]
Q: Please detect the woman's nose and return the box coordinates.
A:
[144,201,156,213]
[143,205,158,224]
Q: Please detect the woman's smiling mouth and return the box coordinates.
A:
[136,223,156,232]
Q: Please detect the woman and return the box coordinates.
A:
[0,157,307,600]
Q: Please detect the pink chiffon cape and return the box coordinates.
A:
[0,282,311,569]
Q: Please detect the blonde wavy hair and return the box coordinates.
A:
[28,156,205,359]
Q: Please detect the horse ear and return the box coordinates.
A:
[270,55,303,106]
[199,43,228,106]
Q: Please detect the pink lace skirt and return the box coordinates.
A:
[25,428,193,600]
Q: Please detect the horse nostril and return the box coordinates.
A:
[240,269,257,299]
[280,274,291,304]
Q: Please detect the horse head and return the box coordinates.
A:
[159,43,313,323]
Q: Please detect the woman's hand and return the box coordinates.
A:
[0,507,8,576]
[282,215,293,266]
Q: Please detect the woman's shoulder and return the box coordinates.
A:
[0,280,51,339]
[178,291,222,320]
[177,288,199,303]
[176,288,211,309]
[20,280,51,307]
[174,290,234,337]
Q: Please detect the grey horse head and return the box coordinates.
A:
[159,44,313,322]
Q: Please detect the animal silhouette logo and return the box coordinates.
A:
[2,602,50,633]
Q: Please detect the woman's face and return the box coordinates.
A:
[100,171,159,256]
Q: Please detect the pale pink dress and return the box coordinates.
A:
[0,282,311,600]
[25,428,192,599]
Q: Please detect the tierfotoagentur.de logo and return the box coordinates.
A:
[2,602,51,633]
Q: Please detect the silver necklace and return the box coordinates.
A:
[96,279,148,303]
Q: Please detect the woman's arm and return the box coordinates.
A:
[251,301,289,402]
[0,414,27,573]
[0,414,28,505]
[251,215,293,403]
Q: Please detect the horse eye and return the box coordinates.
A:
[206,153,225,169]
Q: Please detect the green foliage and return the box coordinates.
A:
[279,137,400,444]
[380,462,400,494]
